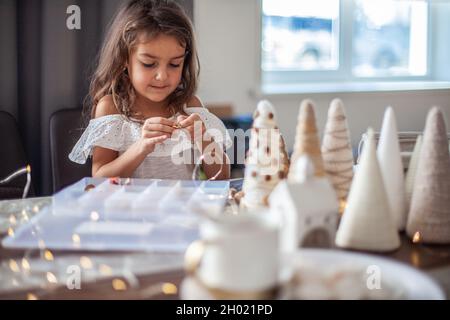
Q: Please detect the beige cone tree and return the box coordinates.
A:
[289,99,325,181]
[321,99,354,204]
[406,107,450,244]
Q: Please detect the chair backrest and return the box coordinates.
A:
[357,131,450,170]
[0,110,34,199]
[49,108,91,193]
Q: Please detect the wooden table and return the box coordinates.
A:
[0,196,449,300]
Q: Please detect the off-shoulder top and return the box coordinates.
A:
[68,104,232,179]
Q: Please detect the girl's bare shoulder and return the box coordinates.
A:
[94,95,120,118]
[187,95,204,108]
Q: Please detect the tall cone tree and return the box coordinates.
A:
[407,107,450,244]
[289,99,325,180]
[377,107,407,231]
[321,98,354,201]
[241,100,289,209]
[335,128,400,252]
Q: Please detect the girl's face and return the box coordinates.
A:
[128,33,186,106]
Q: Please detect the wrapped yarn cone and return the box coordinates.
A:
[335,128,400,252]
[289,99,325,180]
[321,98,354,202]
[278,134,290,179]
[405,135,422,211]
[377,107,407,231]
[407,107,450,244]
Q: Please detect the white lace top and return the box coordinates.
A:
[69,105,232,179]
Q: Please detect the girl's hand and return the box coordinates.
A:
[139,117,175,154]
[175,114,206,143]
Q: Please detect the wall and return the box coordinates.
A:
[0,0,195,195]
[0,0,125,195]
[0,0,18,117]
[194,0,450,151]
[433,1,450,81]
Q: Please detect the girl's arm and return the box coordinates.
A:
[200,138,231,180]
[181,96,231,180]
[92,140,157,178]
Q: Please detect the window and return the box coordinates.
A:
[261,0,432,92]
[261,0,340,71]
[352,0,428,77]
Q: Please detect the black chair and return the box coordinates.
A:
[0,110,34,199]
[49,108,91,193]
[221,114,253,174]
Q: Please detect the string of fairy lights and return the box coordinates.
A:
[1,166,178,299]
[1,164,448,299]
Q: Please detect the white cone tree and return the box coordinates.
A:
[335,128,400,252]
[241,100,289,209]
[377,107,407,231]
[405,135,422,212]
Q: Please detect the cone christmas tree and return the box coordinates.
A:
[407,107,450,244]
[241,100,289,209]
[335,128,400,252]
[289,99,325,180]
[321,98,354,203]
[377,107,407,231]
[278,135,290,179]
[405,135,422,211]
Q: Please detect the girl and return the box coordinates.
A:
[69,0,231,180]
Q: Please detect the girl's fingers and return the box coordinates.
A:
[145,117,176,127]
[144,123,175,134]
[143,135,168,151]
[142,131,165,139]
[176,115,188,123]
[179,113,201,127]
[178,114,195,127]
[150,135,169,143]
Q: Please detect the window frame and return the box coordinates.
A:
[259,0,433,91]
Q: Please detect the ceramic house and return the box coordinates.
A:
[270,156,339,252]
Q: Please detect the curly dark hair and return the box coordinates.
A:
[85,0,200,122]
